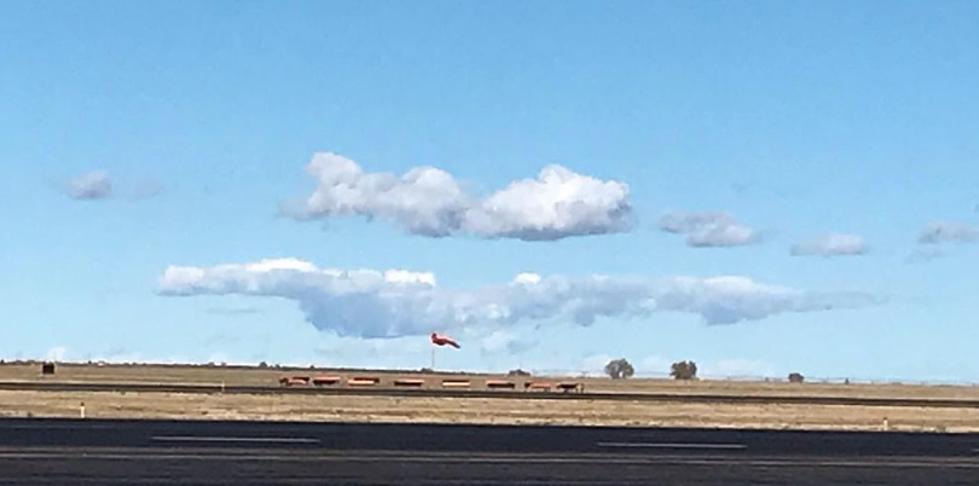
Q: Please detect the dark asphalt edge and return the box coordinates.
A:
[2,416,977,439]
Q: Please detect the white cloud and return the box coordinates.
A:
[479,329,536,355]
[659,211,758,247]
[158,258,880,338]
[290,152,631,240]
[905,246,946,264]
[703,358,774,378]
[66,171,112,200]
[45,346,67,362]
[791,234,867,257]
[579,354,616,375]
[638,355,673,376]
[918,221,978,245]
[63,171,163,201]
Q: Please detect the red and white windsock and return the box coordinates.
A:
[430,332,461,349]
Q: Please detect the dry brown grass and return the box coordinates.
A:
[2,363,977,432]
[1,389,977,433]
[4,363,979,400]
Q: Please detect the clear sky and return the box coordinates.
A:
[2,1,978,381]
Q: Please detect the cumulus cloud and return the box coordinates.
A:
[659,211,758,247]
[704,358,774,378]
[479,329,536,355]
[289,152,631,240]
[66,171,113,200]
[45,346,68,362]
[63,171,163,201]
[918,221,978,245]
[791,234,867,257]
[158,258,879,338]
[905,247,946,264]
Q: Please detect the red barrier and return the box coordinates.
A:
[525,382,552,392]
[311,375,342,386]
[347,377,380,386]
[485,380,516,390]
[394,378,425,387]
[441,379,471,388]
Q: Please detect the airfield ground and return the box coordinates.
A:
[1,363,978,432]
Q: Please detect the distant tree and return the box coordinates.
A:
[604,358,635,380]
[670,361,698,380]
[788,372,805,384]
[258,361,268,368]
[508,369,531,377]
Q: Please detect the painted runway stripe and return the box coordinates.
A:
[597,441,747,450]
[151,436,320,444]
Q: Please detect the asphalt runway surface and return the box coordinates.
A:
[2,418,979,485]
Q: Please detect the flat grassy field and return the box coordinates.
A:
[2,390,978,433]
[2,363,977,432]
[3,362,979,399]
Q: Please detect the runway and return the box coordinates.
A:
[2,418,979,484]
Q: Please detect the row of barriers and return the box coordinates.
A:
[278,375,585,393]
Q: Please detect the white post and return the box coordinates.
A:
[79,402,86,419]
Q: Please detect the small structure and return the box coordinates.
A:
[41,362,56,376]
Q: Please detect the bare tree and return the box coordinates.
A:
[604,358,635,379]
[670,360,698,380]
[788,372,805,383]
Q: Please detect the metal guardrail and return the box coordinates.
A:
[1,381,978,408]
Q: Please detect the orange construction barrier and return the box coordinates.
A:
[311,375,342,386]
[347,376,380,386]
[441,379,471,388]
[280,377,309,387]
[524,381,552,392]
[394,378,425,387]
[485,380,516,390]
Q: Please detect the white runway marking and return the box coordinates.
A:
[151,436,320,444]
[597,441,747,450]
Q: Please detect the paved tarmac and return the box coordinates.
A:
[2,418,978,484]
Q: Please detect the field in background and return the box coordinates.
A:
[3,389,979,433]
[3,362,979,400]
[3,362,979,432]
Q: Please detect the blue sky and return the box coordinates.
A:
[2,1,978,381]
